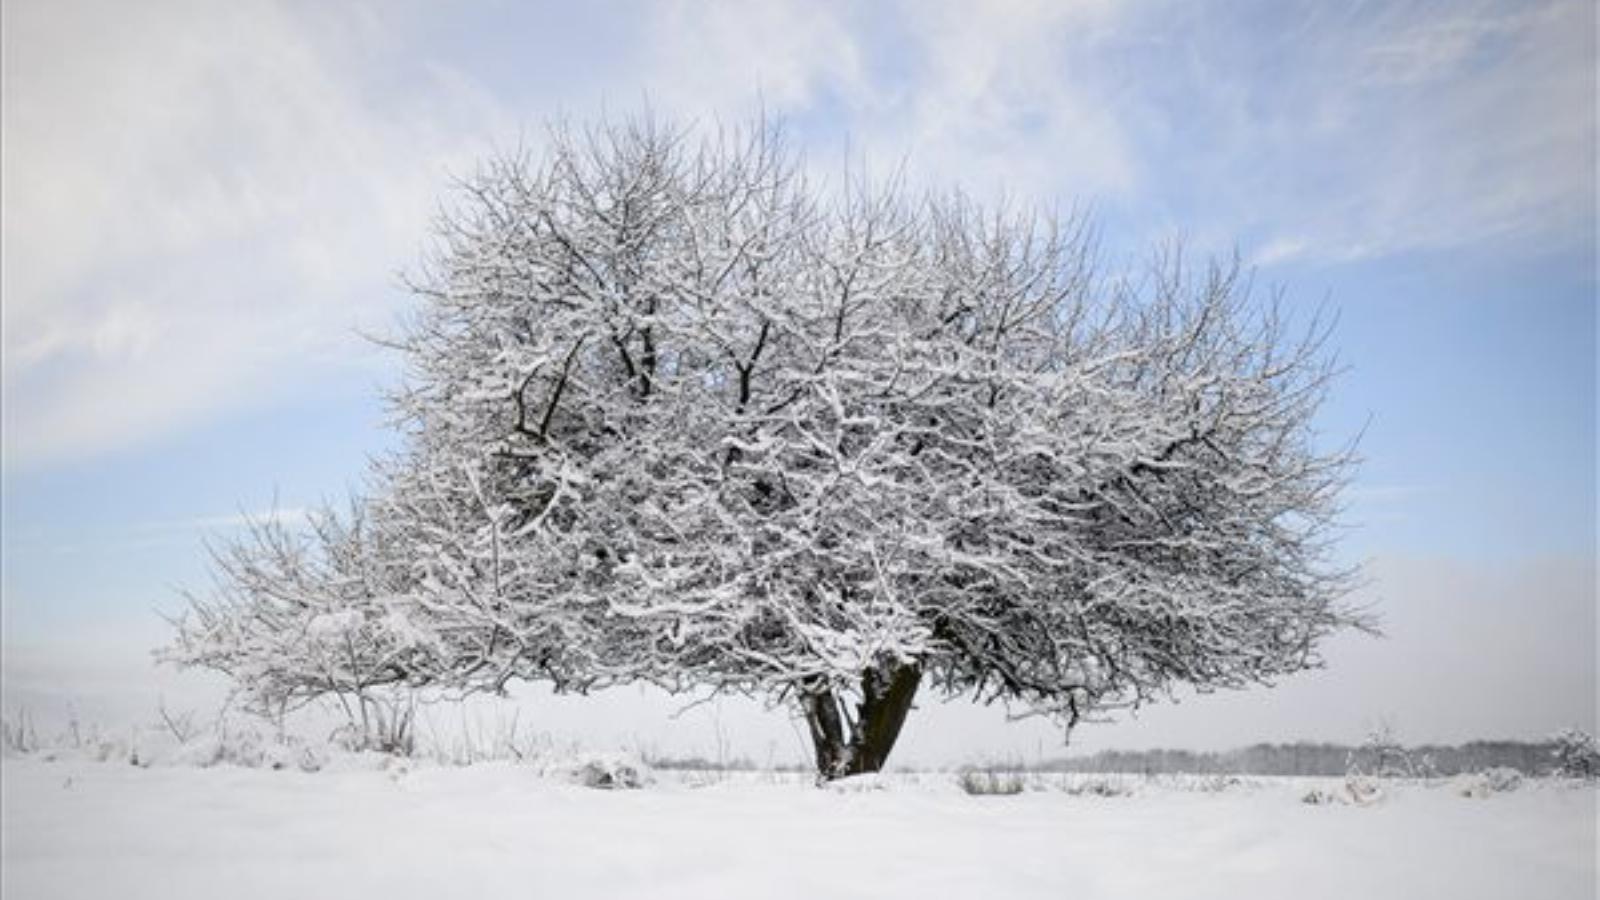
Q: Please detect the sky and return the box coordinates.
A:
[2,0,1595,766]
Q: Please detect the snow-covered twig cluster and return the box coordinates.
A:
[166,114,1368,773]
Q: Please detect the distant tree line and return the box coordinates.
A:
[1038,740,1564,777]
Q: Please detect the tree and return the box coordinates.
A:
[1550,728,1599,779]
[166,114,1369,778]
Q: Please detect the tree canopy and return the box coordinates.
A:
[167,115,1367,777]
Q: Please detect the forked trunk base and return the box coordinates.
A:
[803,662,922,780]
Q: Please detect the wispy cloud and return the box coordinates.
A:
[633,0,1137,199]
[2,0,1145,471]
[1145,0,1595,267]
[132,506,312,536]
[1,0,507,469]
[4,0,1589,470]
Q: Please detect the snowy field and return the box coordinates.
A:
[2,758,1593,900]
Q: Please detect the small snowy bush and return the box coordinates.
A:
[1550,728,1599,779]
[21,722,330,772]
[1063,775,1136,798]
[1456,767,1523,798]
[1,713,40,756]
[1197,774,1244,793]
[1302,776,1387,806]
[1346,724,1417,779]
[1342,774,1384,805]
[958,769,1024,796]
[1301,787,1340,805]
[140,725,328,771]
[569,752,652,790]
[1301,779,1381,806]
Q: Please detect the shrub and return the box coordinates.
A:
[1342,774,1385,805]
[1063,775,1136,798]
[1456,767,1523,798]
[1345,724,1417,779]
[1550,728,1599,779]
[958,769,1025,796]
[1197,774,1243,793]
[570,752,652,790]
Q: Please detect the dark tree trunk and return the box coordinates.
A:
[802,662,922,780]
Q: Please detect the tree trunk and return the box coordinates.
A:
[802,662,922,780]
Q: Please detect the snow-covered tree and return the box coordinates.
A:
[1345,723,1420,779]
[167,115,1370,777]
[1550,728,1599,779]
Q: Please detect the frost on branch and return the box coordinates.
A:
[166,114,1369,775]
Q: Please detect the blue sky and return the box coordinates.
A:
[2,0,1594,762]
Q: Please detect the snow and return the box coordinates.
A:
[3,759,1593,899]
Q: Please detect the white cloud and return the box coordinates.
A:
[1213,0,1595,265]
[642,0,871,113]
[1,0,507,468]
[1248,235,1312,268]
[639,0,1592,266]
[636,0,1136,199]
[859,0,1134,199]
[134,506,312,535]
[4,0,1587,469]
[3,0,1149,469]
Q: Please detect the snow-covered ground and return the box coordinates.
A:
[2,758,1593,900]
